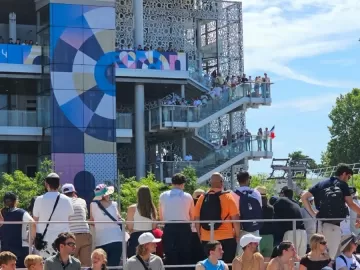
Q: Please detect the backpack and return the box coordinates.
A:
[317,179,348,224]
[235,189,263,232]
[199,191,229,231]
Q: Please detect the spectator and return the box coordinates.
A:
[267,241,298,270]
[126,185,158,257]
[232,234,264,270]
[90,184,123,267]
[124,232,164,270]
[89,248,107,270]
[299,233,332,270]
[255,186,274,260]
[232,171,262,256]
[195,172,239,263]
[301,164,360,259]
[62,183,92,267]
[0,192,36,268]
[24,255,43,270]
[273,188,307,257]
[0,251,17,270]
[44,232,81,270]
[33,173,74,258]
[196,241,228,270]
[159,173,194,269]
[334,233,360,270]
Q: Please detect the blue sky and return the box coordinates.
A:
[241,0,360,175]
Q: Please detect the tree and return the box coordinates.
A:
[288,151,318,169]
[325,88,360,165]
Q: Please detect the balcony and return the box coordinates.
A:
[116,113,133,141]
[150,136,273,183]
[148,82,272,130]
[0,44,42,73]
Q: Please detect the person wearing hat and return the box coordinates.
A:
[90,184,123,267]
[61,183,91,267]
[334,233,360,270]
[124,232,164,270]
[232,234,264,270]
[0,192,36,268]
[33,173,74,259]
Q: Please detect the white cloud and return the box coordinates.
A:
[241,0,360,87]
[272,93,339,112]
[320,58,357,67]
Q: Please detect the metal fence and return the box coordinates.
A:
[5,217,352,269]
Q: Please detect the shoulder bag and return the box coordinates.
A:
[95,201,123,230]
[34,194,60,250]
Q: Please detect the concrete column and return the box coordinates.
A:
[133,0,144,47]
[182,137,186,158]
[135,83,145,179]
[181,85,185,98]
[229,113,235,135]
[9,13,16,41]
[196,20,202,71]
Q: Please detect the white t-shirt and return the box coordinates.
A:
[335,253,360,270]
[159,189,193,221]
[91,201,123,247]
[33,192,74,243]
[22,211,33,247]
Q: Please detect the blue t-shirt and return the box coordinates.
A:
[200,259,226,270]
[309,177,350,210]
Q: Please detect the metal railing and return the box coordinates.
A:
[116,113,132,129]
[149,82,272,129]
[0,110,38,127]
[4,217,350,269]
[149,137,273,180]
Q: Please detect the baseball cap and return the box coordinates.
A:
[61,183,76,194]
[240,234,262,248]
[138,232,161,245]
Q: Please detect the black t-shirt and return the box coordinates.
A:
[309,177,350,210]
[299,255,331,270]
[273,197,305,240]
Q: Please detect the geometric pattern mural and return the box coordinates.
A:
[49,3,117,198]
[116,50,188,71]
[0,45,42,65]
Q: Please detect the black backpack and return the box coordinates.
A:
[199,191,229,231]
[317,179,348,224]
[235,189,263,232]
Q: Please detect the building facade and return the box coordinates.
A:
[0,0,272,200]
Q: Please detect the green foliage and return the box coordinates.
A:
[288,151,318,169]
[181,166,208,194]
[325,89,360,166]
[249,174,276,198]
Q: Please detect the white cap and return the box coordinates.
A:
[47,172,60,178]
[138,232,161,245]
[62,183,76,194]
[240,234,262,248]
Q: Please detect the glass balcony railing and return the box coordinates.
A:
[149,82,271,128]
[150,136,273,179]
[116,113,132,129]
[189,70,213,89]
[0,110,38,127]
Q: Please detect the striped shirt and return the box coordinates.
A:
[69,197,90,234]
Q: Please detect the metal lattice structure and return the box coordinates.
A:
[115,0,243,76]
[309,163,360,180]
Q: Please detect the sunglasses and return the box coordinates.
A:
[319,241,327,245]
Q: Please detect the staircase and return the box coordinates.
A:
[159,137,273,183]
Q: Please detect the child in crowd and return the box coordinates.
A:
[0,251,17,270]
[24,255,43,270]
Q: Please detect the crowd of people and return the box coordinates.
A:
[0,164,359,270]
[0,37,37,46]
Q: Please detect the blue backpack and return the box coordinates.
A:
[235,189,263,232]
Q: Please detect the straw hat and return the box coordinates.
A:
[339,233,360,253]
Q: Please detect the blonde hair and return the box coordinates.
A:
[91,249,107,265]
[309,233,325,251]
[24,255,42,269]
[136,244,147,256]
